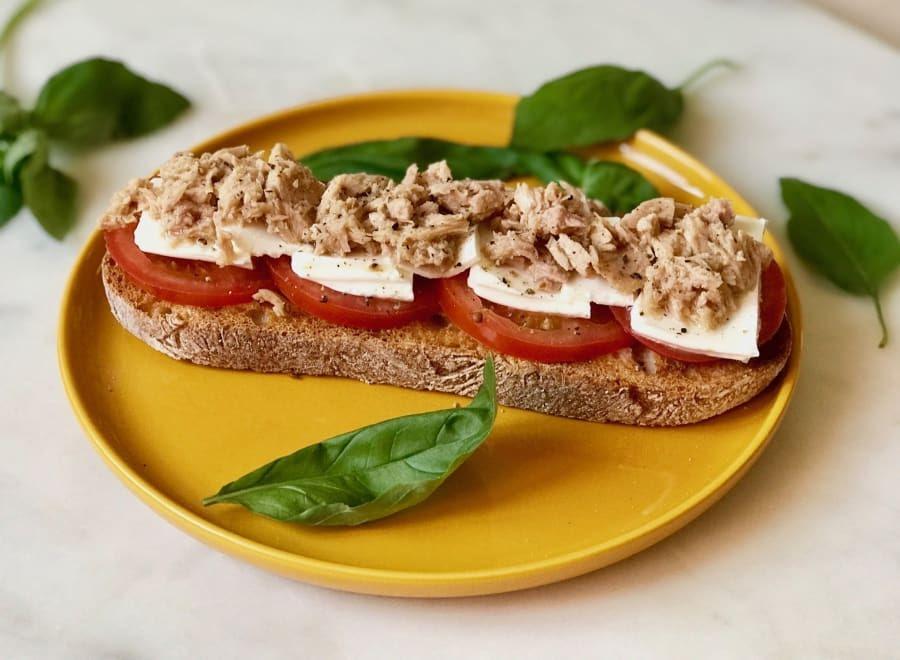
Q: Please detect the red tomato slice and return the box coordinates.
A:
[266,256,440,329]
[757,259,787,346]
[104,225,272,307]
[611,260,788,363]
[436,273,633,363]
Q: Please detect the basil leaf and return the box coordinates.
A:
[513,150,587,184]
[302,137,522,181]
[301,138,656,214]
[0,138,23,227]
[203,358,497,526]
[20,157,77,239]
[0,91,28,135]
[3,128,47,181]
[32,57,190,147]
[580,160,658,214]
[515,152,657,214]
[511,65,683,151]
[0,181,22,226]
[510,60,734,151]
[781,177,900,347]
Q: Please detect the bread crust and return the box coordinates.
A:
[101,254,792,426]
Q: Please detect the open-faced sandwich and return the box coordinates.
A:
[99,144,791,426]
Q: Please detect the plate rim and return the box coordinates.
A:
[58,89,803,597]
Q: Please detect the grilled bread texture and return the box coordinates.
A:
[101,254,791,426]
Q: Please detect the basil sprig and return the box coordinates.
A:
[303,137,522,182]
[781,178,900,347]
[301,138,658,215]
[203,358,497,526]
[510,59,734,151]
[32,58,189,147]
[0,2,189,238]
[299,61,739,214]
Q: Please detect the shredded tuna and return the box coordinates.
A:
[311,162,507,272]
[101,179,143,229]
[589,198,771,327]
[252,288,288,316]
[483,190,770,328]
[638,199,772,328]
[99,144,324,264]
[482,181,608,290]
[101,146,770,329]
[310,172,392,255]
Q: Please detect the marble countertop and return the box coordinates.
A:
[2,1,898,657]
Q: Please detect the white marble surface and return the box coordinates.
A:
[1,1,898,658]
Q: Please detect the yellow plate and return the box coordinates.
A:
[59,90,802,598]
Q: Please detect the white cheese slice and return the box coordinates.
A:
[734,215,767,241]
[629,285,760,361]
[468,265,590,316]
[456,231,481,271]
[133,212,302,268]
[628,215,768,362]
[580,276,635,308]
[467,264,633,318]
[228,224,304,262]
[290,247,414,301]
[133,212,237,264]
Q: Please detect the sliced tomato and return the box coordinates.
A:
[104,225,272,307]
[436,273,633,363]
[611,261,788,363]
[266,256,440,329]
[757,260,787,346]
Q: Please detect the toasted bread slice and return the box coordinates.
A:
[101,254,792,426]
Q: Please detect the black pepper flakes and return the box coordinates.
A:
[319,294,329,303]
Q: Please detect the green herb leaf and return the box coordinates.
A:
[300,138,657,214]
[512,150,586,184]
[781,177,900,347]
[301,137,522,181]
[203,358,498,526]
[580,160,659,214]
[515,152,658,214]
[510,65,683,151]
[3,128,46,181]
[20,156,77,239]
[0,181,22,226]
[510,60,734,152]
[0,91,27,134]
[32,57,190,147]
